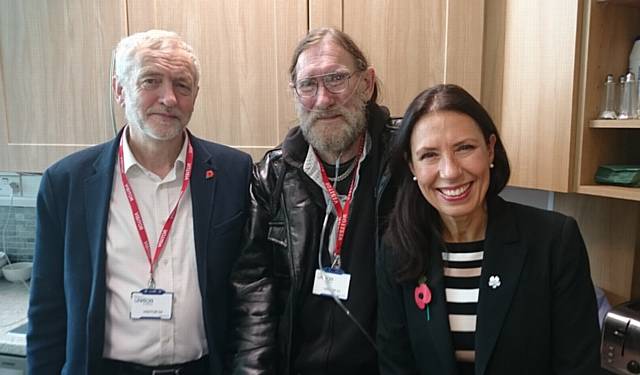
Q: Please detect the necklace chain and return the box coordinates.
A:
[327,160,357,182]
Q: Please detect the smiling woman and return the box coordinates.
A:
[376,84,601,375]
[408,110,496,241]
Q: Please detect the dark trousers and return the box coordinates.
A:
[101,355,209,375]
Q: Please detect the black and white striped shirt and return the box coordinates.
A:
[442,240,484,375]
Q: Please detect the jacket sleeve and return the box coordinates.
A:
[27,170,67,374]
[551,217,601,375]
[227,161,280,375]
[376,244,420,375]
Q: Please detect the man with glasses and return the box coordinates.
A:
[228,28,397,374]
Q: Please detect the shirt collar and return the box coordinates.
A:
[122,127,189,180]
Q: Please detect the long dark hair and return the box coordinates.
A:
[385,84,510,283]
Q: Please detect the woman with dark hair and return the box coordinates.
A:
[376,84,601,374]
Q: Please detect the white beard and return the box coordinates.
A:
[124,95,185,142]
[296,94,367,157]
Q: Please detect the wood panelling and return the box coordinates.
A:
[483,0,583,192]
[340,0,484,117]
[555,193,640,305]
[481,0,506,129]
[0,0,127,171]
[443,0,484,98]
[1,1,485,169]
[126,0,307,162]
[309,0,343,30]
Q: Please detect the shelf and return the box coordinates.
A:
[577,184,640,201]
[596,0,640,8]
[589,119,640,128]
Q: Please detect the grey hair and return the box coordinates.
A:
[289,27,379,104]
[113,29,201,87]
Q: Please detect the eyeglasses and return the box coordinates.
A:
[293,71,357,98]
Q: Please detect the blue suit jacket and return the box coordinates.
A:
[26,130,252,375]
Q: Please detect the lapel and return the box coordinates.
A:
[187,134,218,297]
[474,197,525,375]
[421,233,458,374]
[83,130,121,361]
[84,132,120,293]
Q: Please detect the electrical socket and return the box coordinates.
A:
[0,175,20,197]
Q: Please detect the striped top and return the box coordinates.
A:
[442,240,484,375]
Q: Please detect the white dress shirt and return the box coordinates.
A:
[102,132,208,365]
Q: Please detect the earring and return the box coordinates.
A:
[412,176,417,181]
[490,163,494,169]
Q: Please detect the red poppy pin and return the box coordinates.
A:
[205,169,215,179]
[414,275,431,320]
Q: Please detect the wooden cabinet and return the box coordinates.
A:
[126,0,307,162]
[555,193,640,306]
[484,0,640,199]
[575,0,640,201]
[125,0,485,156]
[570,1,640,304]
[0,0,127,171]
[482,0,583,193]
[1,0,485,170]
[0,0,306,169]
[310,0,485,117]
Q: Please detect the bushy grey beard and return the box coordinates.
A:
[296,94,368,158]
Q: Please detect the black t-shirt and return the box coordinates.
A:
[292,152,380,375]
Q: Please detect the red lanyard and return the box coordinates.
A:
[317,135,365,258]
[118,129,193,286]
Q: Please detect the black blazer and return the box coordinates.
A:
[27,130,252,375]
[377,197,601,375]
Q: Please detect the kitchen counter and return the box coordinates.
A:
[0,278,29,356]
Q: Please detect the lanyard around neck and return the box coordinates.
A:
[316,135,365,260]
[118,129,193,288]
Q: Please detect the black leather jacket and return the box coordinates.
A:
[228,103,397,374]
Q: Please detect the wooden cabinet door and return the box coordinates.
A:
[1,1,482,170]
[483,0,582,192]
[0,0,127,171]
[309,0,485,117]
[126,0,307,162]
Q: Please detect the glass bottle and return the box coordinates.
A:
[618,72,637,120]
[637,66,640,119]
[599,74,617,119]
[618,75,626,118]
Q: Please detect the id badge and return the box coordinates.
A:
[130,288,173,320]
[312,268,351,300]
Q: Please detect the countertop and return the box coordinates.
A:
[0,278,29,356]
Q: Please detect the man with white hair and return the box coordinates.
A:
[27,29,251,375]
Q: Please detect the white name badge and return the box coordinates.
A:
[312,269,351,300]
[130,289,173,320]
